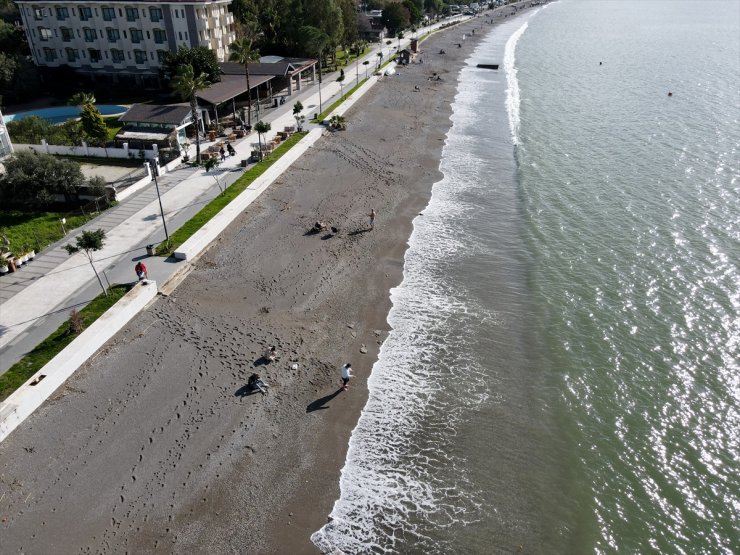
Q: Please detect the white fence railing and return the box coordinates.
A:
[13,140,159,160]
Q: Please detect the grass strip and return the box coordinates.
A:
[312,78,369,123]
[0,210,89,254]
[0,284,131,402]
[155,131,307,256]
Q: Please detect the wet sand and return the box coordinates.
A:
[0,14,517,555]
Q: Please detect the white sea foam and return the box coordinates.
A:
[312,15,539,555]
[505,22,529,145]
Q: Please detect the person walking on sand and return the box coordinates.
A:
[368,208,376,230]
[340,363,353,390]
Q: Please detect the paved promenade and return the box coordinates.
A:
[0,14,474,375]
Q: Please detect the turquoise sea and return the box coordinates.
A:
[314,2,739,553]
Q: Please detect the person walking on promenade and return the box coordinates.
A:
[368,208,376,230]
[340,363,353,391]
[135,260,148,281]
[219,146,226,161]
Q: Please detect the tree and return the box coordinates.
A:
[171,64,210,164]
[337,69,345,98]
[254,120,271,161]
[402,0,421,24]
[0,151,85,208]
[80,103,108,147]
[382,3,409,35]
[162,46,221,84]
[63,229,108,296]
[229,36,261,127]
[69,91,96,107]
[293,100,303,115]
[338,0,359,47]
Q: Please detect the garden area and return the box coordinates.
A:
[0,151,114,272]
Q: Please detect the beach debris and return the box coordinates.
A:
[259,306,270,313]
[374,330,382,336]
[347,323,355,329]
[351,331,357,338]
[360,344,368,354]
[291,363,298,370]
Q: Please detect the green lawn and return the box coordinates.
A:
[104,115,122,141]
[0,210,89,254]
[0,284,132,401]
[155,132,308,256]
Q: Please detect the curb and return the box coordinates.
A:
[0,282,157,443]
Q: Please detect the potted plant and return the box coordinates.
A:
[0,262,8,275]
[24,244,35,261]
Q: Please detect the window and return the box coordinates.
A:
[60,27,73,42]
[130,28,143,43]
[178,31,182,40]
[43,47,57,61]
[79,6,92,20]
[125,7,138,22]
[153,28,166,44]
[55,6,69,20]
[89,48,101,63]
[134,49,146,64]
[33,6,44,20]
[149,7,162,22]
[65,47,79,61]
[111,48,124,63]
[156,49,167,63]
[83,28,96,42]
[106,28,119,42]
[101,6,115,21]
[38,27,52,41]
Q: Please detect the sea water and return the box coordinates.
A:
[312,1,739,553]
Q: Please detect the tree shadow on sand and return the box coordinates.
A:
[306,388,344,413]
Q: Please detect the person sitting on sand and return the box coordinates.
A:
[264,346,277,362]
[248,373,268,395]
[314,221,328,232]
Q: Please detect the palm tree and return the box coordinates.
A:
[171,64,210,164]
[228,37,260,128]
[69,91,96,108]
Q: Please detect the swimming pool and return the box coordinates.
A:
[3,105,128,124]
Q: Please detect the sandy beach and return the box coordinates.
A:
[0,14,515,554]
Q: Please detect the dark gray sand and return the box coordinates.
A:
[0,12,521,554]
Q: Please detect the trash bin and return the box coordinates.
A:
[241,159,248,168]
[146,244,155,256]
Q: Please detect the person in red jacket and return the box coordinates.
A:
[135,261,148,281]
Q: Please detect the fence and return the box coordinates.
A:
[13,140,159,160]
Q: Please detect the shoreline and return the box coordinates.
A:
[0,9,534,554]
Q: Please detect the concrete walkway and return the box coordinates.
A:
[0,13,476,375]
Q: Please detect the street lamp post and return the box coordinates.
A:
[151,161,169,244]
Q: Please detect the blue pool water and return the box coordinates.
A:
[3,105,128,125]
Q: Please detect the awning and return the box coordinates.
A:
[117,130,171,141]
[197,74,274,106]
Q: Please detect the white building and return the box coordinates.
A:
[0,109,13,161]
[15,0,235,86]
